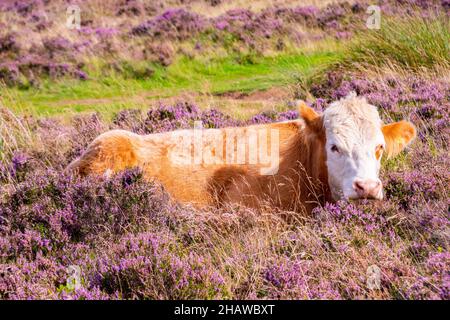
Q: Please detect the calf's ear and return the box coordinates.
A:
[298,101,322,132]
[382,120,416,158]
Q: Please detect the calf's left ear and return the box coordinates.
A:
[382,120,416,158]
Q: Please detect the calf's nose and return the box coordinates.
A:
[353,178,382,199]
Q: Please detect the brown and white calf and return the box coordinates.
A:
[67,93,416,214]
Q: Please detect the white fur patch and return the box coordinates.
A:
[323,92,385,200]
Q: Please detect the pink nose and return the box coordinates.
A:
[353,178,382,199]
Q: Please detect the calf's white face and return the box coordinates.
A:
[300,93,417,201]
[323,95,386,200]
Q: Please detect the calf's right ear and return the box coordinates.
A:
[298,101,322,132]
[382,120,416,158]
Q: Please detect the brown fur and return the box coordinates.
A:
[382,120,417,158]
[67,131,140,176]
[211,117,330,214]
[67,116,331,214]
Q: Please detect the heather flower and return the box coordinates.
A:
[263,257,341,299]
[313,201,387,234]
[42,37,72,55]
[74,70,88,80]
[248,109,298,124]
[59,286,111,300]
[407,252,450,299]
[385,169,440,208]
[215,20,229,31]
[95,27,119,38]
[0,62,20,86]
[0,33,20,53]
[116,0,144,17]
[0,152,31,182]
[131,9,207,40]
[111,109,144,132]
[292,6,320,22]
[213,8,286,45]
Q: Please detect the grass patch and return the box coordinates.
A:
[343,13,449,72]
[1,49,341,118]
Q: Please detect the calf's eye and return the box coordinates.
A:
[331,145,340,153]
[375,144,384,160]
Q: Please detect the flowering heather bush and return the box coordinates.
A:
[111,102,297,135]
[111,102,237,134]
[212,8,285,48]
[0,57,87,87]
[92,232,227,299]
[131,9,207,40]
[0,33,20,54]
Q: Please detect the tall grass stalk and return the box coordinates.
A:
[343,13,449,72]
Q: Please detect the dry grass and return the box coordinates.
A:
[0,107,35,161]
[185,0,354,17]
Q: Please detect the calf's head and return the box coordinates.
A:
[299,93,416,201]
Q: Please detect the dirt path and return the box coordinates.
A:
[46,86,294,118]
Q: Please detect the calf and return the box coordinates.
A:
[67,93,416,213]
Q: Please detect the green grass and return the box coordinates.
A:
[0,50,341,118]
[343,13,449,72]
